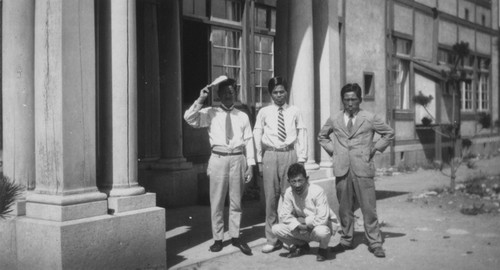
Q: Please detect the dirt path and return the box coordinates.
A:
[185,156,500,270]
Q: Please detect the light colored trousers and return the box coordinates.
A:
[272,223,332,249]
[262,150,298,245]
[207,153,247,240]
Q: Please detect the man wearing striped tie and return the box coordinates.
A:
[253,76,308,254]
[184,78,255,256]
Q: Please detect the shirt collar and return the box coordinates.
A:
[273,103,289,110]
[220,104,234,111]
[344,110,359,118]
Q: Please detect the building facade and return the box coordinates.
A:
[1,0,499,268]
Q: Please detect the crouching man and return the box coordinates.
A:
[272,163,338,261]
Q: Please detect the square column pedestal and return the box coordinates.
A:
[15,193,166,270]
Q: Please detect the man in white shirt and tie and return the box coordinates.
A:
[184,78,255,255]
[253,76,308,253]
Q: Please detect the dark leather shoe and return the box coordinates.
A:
[209,240,223,252]
[286,243,310,258]
[232,238,252,256]
[369,246,386,258]
[316,248,328,262]
[330,243,353,253]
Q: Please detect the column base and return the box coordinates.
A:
[108,192,156,213]
[139,167,197,207]
[140,158,193,170]
[304,160,320,170]
[319,160,333,168]
[10,199,27,216]
[15,206,166,270]
[25,191,108,222]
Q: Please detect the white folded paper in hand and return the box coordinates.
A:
[208,75,228,87]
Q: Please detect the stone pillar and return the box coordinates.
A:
[155,0,192,170]
[275,0,289,79]
[1,0,35,216]
[313,0,341,168]
[287,0,319,170]
[104,0,145,198]
[137,0,161,161]
[14,1,166,269]
[27,0,107,221]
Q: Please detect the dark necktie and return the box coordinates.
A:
[347,114,353,133]
[278,107,286,142]
[226,110,233,144]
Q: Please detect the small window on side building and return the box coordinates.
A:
[363,72,375,99]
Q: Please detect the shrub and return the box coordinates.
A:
[477,112,492,129]
[0,176,23,218]
[413,91,433,107]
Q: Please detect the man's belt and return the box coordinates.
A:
[212,150,243,156]
[263,144,294,152]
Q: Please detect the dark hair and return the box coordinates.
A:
[217,78,237,96]
[267,76,288,95]
[340,83,362,102]
[287,163,307,179]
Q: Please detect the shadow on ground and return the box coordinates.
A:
[376,190,409,200]
[166,200,265,268]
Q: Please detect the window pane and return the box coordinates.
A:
[211,0,242,22]
[212,48,224,65]
[183,0,194,15]
[393,59,410,109]
[364,73,374,96]
[261,37,273,53]
[394,37,411,55]
[212,0,226,19]
[211,29,225,46]
[256,7,267,28]
[194,0,206,17]
[227,32,241,48]
[271,10,276,30]
[261,55,273,70]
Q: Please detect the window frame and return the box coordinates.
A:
[391,33,413,112]
[363,71,375,100]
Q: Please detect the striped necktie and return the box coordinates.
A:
[278,106,286,142]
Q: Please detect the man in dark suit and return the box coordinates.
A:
[318,83,394,258]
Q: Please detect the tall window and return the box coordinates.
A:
[461,81,473,111]
[254,35,274,108]
[392,37,411,110]
[182,0,275,108]
[210,28,242,102]
[477,74,489,111]
[476,57,490,111]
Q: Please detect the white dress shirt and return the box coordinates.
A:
[184,102,256,166]
[253,103,308,163]
[343,111,357,126]
[279,184,334,231]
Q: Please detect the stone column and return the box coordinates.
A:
[275,0,289,79]
[14,1,166,269]
[313,0,341,168]
[27,0,107,220]
[103,0,145,198]
[155,0,191,170]
[1,0,35,216]
[287,0,319,170]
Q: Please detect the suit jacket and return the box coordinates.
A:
[318,109,394,178]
